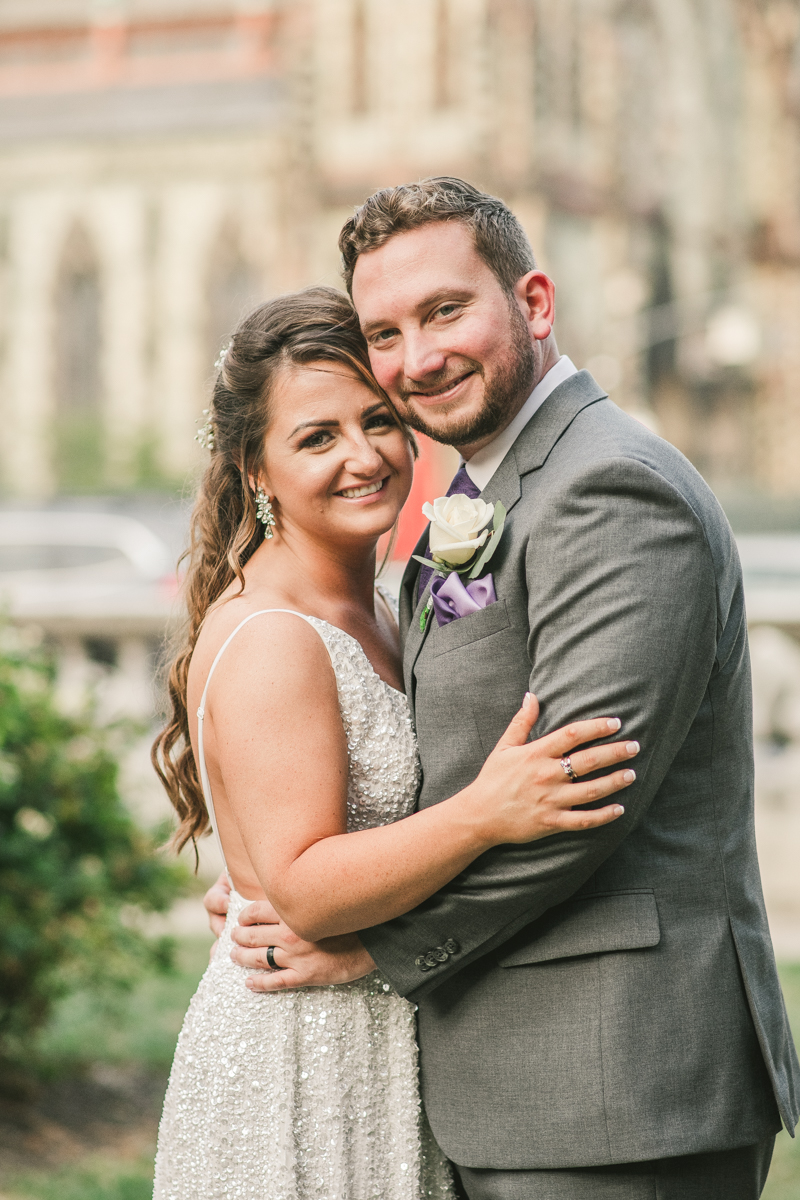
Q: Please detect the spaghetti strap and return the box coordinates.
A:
[195,608,328,880]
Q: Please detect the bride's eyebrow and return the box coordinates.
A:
[288,402,389,439]
[289,418,338,438]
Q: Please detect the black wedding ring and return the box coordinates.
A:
[266,945,281,970]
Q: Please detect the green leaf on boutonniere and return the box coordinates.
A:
[419,597,433,631]
[411,553,441,573]
[466,502,506,580]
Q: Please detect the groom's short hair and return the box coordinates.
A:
[339,177,536,297]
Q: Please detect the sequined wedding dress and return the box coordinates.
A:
[153,596,456,1200]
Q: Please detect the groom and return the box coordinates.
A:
[205,177,799,1197]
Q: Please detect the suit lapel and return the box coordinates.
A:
[400,527,434,723]
[478,452,522,515]
[464,371,608,513]
[398,371,607,721]
[510,370,607,477]
[398,526,428,641]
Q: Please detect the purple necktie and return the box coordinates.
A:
[416,465,481,601]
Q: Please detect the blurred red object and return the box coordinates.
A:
[379,433,456,563]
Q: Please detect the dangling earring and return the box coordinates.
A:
[255,486,276,540]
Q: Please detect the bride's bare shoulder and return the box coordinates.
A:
[188,598,334,711]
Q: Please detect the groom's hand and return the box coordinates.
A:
[203,872,231,950]
[231,900,376,992]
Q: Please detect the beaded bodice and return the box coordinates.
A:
[306,611,421,834]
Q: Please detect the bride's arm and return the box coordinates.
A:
[208,614,636,942]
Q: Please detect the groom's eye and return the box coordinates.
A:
[435,304,459,318]
[372,328,398,344]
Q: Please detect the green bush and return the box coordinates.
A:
[7,1159,155,1200]
[0,629,187,1073]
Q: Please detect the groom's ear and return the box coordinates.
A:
[515,270,556,342]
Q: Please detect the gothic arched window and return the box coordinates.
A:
[53,223,104,492]
[352,0,368,114]
[206,221,261,373]
[613,0,667,215]
[534,0,583,141]
[433,0,451,110]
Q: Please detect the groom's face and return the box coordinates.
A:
[351,221,553,452]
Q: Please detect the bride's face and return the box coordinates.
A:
[259,362,414,548]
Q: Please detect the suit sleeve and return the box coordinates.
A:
[359,457,721,999]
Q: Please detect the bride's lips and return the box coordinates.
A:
[408,370,475,408]
[335,476,389,503]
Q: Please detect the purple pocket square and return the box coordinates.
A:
[430,571,497,627]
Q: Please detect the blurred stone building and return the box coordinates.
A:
[2,0,800,927]
[1,0,800,506]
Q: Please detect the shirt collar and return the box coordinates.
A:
[463,356,578,492]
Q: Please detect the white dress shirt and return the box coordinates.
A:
[463,355,578,491]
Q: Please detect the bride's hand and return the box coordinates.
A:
[464,693,638,846]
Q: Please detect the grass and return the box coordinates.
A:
[1,945,798,1199]
[33,935,213,1073]
[0,936,212,1200]
[3,1157,155,1200]
[763,963,800,1200]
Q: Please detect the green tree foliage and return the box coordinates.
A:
[0,630,187,1069]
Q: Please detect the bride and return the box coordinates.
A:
[151,287,636,1200]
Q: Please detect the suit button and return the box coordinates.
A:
[431,946,449,963]
[414,955,430,972]
[424,952,440,968]
[443,939,460,955]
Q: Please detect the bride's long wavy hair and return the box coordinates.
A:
[152,286,411,857]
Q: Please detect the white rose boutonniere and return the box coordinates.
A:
[424,495,495,566]
[412,493,507,579]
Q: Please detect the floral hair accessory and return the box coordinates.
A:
[214,341,232,371]
[195,409,215,451]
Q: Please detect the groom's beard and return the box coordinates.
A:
[395,301,537,448]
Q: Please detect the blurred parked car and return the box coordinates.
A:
[737,534,800,633]
[0,509,183,720]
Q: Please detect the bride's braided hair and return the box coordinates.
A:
[152,286,397,857]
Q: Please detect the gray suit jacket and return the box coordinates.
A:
[360,371,800,1170]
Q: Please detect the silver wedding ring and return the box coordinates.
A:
[266,945,281,971]
[560,756,579,783]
